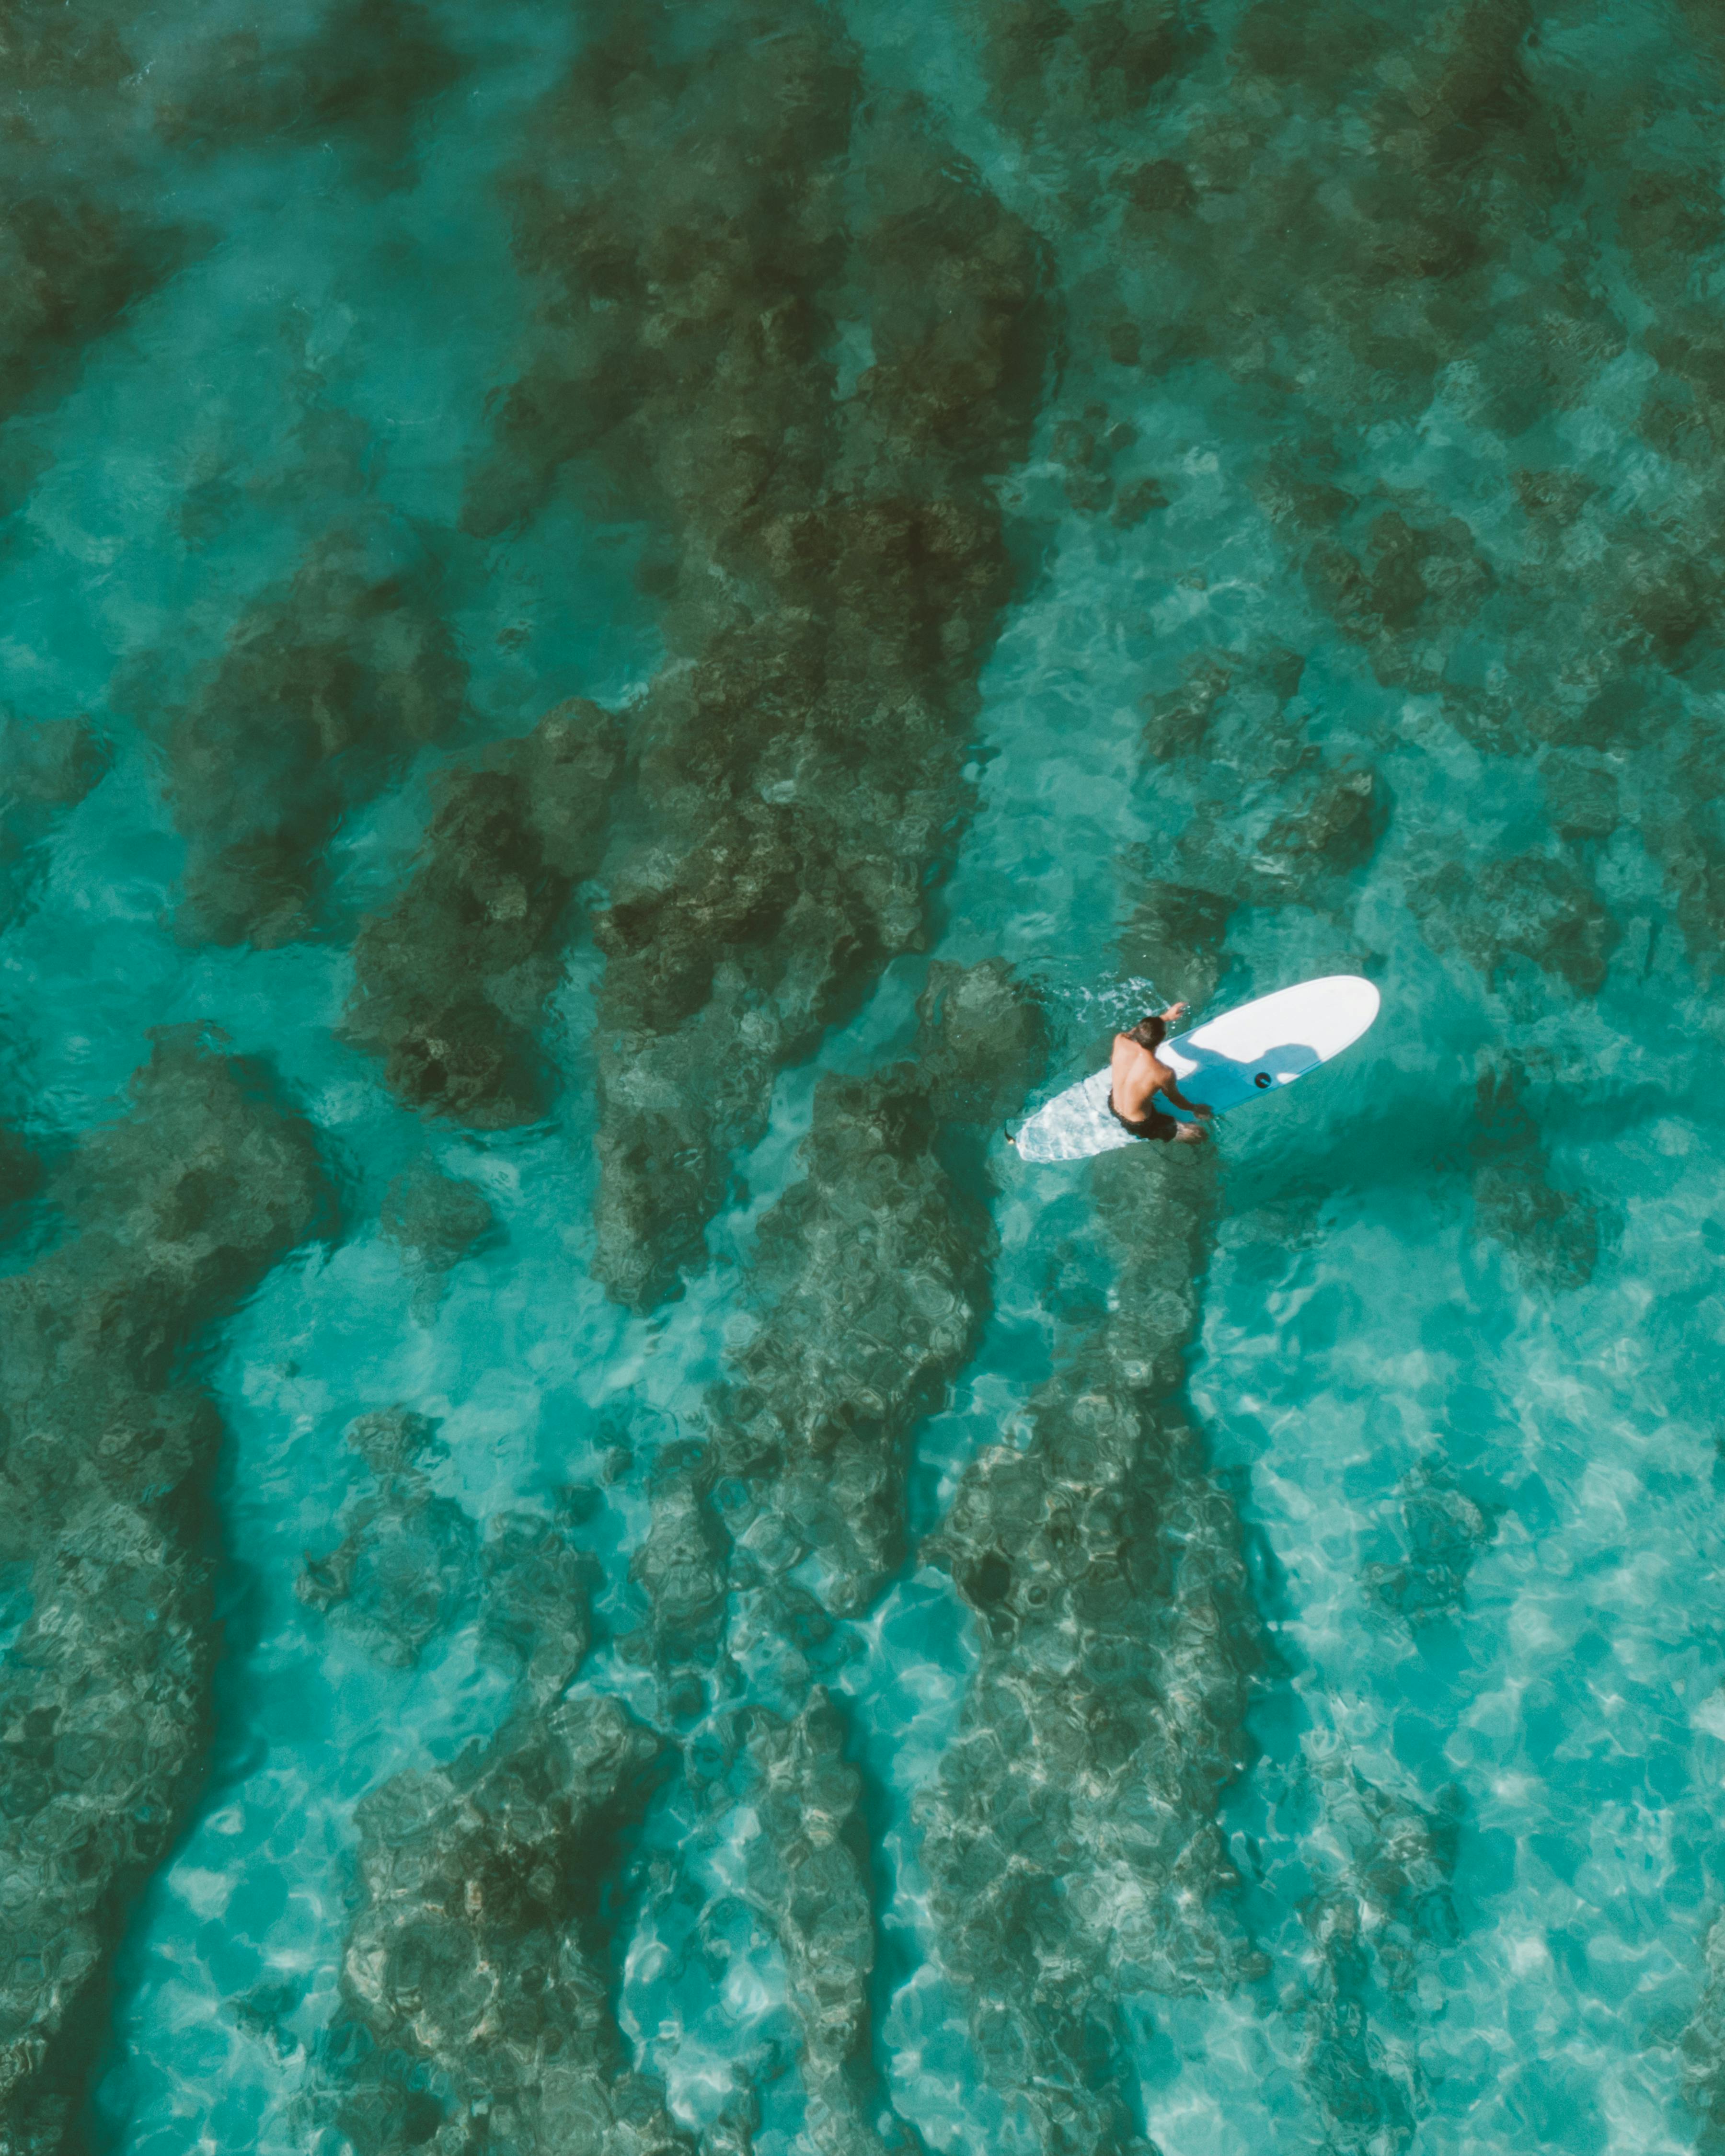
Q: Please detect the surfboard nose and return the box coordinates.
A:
[1319,974,1381,1031]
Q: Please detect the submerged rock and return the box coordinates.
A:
[623,1441,732,1708]
[1684,1914,1725,2152]
[1468,1055,1606,1289]
[710,963,1046,1618]
[1133,642,1388,924]
[320,1692,681,2156]
[0,1026,331,2151]
[1363,1460,1494,1628]
[299,1410,597,1695]
[713,1070,987,1617]
[581,87,1053,1305]
[380,1159,498,1316]
[334,0,1055,1306]
[1288,1756,1459,2155]
[381,1161,495,1273]
[161,520,469,948]
[0,194,184,446]
[614,961,1043,1738]
[918,1148,1262,2155]
[1410,850,1619,1000]
[346,697,625,1125]
[481,1511,598,1706]
[156,0,465,184]
[745,1689,914,2156]
[0,714,111,927]
[298,1410,478,1667]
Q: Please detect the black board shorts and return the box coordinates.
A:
[1109,1093,1179,1143]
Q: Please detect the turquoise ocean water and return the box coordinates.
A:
[5,1,1725,2152]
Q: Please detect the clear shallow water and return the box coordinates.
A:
[5,1,1725,2153]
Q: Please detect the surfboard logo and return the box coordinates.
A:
[1254,1072,1271,1088]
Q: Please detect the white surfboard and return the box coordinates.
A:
[1012,975,1380,1163]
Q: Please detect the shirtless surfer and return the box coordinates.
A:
[1109,1004,1214,1144]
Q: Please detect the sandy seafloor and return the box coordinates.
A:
[4,0,1725,2153]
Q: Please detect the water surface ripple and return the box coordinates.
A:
[0,2,1722,2154]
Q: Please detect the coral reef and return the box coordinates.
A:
[346,697,624,1124]
[480,1510,596,1707]
[156,0,464,183]
[0,194,182,441]
[161,520,469,947]
[298,1411,478,1667]
[301,1415,658,2152]
[1685,1911,1725,2155]
[319,1692,683,2156]
[709,963,1047,1619]
[381,1162,494,1270]
[602,965,1048,2144]
[1137,641,1387,920]
[0,2,192,496]
[0,0,139,92]
[618,960,1046,1723]
[1288,1757,1458,2156]
[298,1409,596,1702]
[622,1441,732,1714]
[967,0,1725,1003]
[333,1,1056,1302]
[965,0,1190,143]
[745,1689,910,2156]
[1362,1461,1494,1628]
[1468,1056,1604,1288]
[919,1147,1262,2155]
[380,1159,498,1316]
[0,714,109,927]
[712,1072,989,1620]
[578,76,1053,1304]
[0,1027,330,2151]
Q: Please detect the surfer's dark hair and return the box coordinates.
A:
[1127,1014,1166,1049]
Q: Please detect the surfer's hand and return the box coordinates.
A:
[1193,1102,1214,1117]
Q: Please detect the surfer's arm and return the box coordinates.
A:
[1160,1079,1212,1116]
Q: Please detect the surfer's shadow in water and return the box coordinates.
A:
[1172,1037,1323,1111]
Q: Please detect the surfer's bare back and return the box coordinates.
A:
[1109,1005,1213,1144]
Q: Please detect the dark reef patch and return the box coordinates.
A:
[0,713,110,928]
[1290,1761,1458,2155]
[333,0,1059,1306]
[708,962,1047,1620]
[1412,851,1618,1000]
[1363,1460,1494,1628]
[156,0,465,184]
[0,194,184,443]
[159,520,469,948]
[622,1440,732,1714]
[744,1688,916,2156]
[919,1147,1262,2155]
[619,961,1046,1720]
[317,1692,683,2156]
[0,0,139,92]
[0,1026,330,2151]
[380,1158,498,1315]
[1468,1056,1605,1289]
[480,1510,598,1707]
[298,1405,596,1706]
[297,1410,479,1668]
[965,0,1192,141]
[1135,641,1387,921]
[345,697,623,1125]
